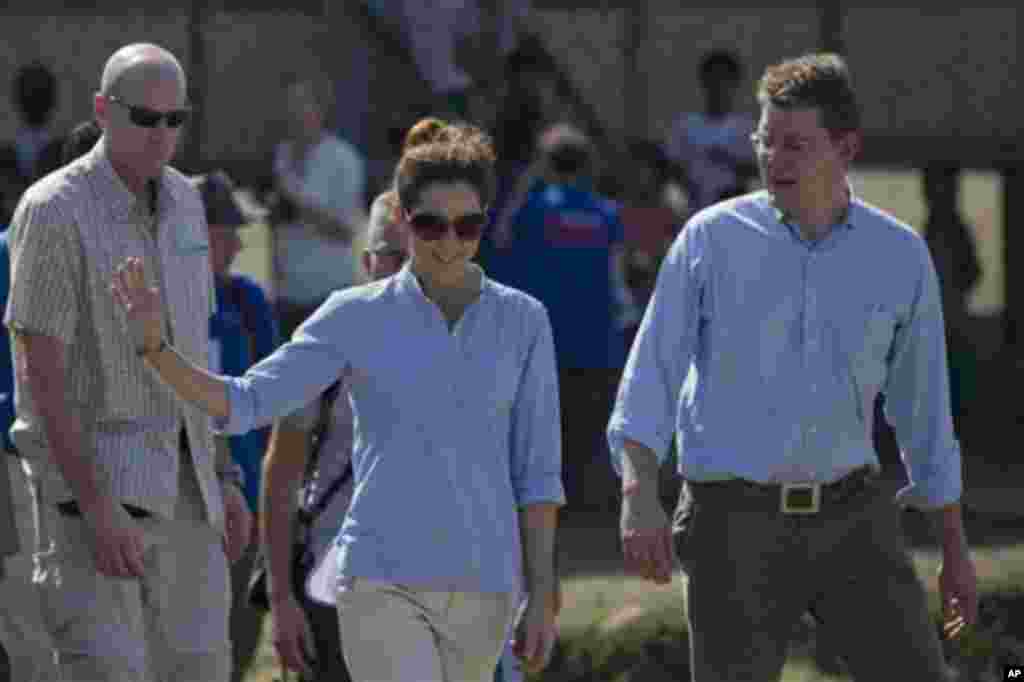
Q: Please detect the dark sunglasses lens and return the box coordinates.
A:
[453,214,487,240]
[409,214,447,241]
[128,107,189,128]
[166,110,190,128]
[130,108,163,128]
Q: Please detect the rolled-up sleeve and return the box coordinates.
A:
[4,198,82,344]
[217,295,350,435]
[884,242,962,509]
[607,218,706,475]
[509,305,565,507]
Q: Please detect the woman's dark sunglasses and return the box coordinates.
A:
[407,212,488,241]
[107,95,191,129]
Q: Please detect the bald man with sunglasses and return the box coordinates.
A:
[3,43,249,681]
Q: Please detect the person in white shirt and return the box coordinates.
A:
[262,190,406,682]
[271,74,367,338]
[664,49,758,214]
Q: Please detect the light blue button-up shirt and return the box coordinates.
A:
[219,264,565,593]
[608,190,961,509]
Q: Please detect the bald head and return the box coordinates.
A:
[94,43,189,193]
[367,191,403,248]
[100,43,186,98]
[363,191,408,279]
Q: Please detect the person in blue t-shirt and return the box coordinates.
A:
[193,170,280,682]
[489,124,639,512]
[0,229,14,457]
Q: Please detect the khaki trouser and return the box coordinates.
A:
[32,453,231,682]
[0,456,59,681]
[336,578,518,682]
[675,474,953,682]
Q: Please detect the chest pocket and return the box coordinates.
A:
[862,304,897,361]
[840,303,897,390]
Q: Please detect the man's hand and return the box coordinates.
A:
[938,543,978,639]
[931,503,978,640]
[512,590,558,674]
[271,594,317,677]
[620,485,675,584]
[222,483,252,563]
[81,499,146,578]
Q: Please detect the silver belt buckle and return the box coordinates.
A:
[781,482,821,514]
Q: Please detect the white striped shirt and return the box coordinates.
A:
[4,138,233,526]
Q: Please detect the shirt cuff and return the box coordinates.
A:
[213,378,253,436]
[606,419,671,477]
[514,476,566,508]
[894,468,963,511]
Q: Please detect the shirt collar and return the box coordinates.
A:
[394,261,494,304]
[768,180,858,233]
[85,137,182,222]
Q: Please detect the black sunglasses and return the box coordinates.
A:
[107,95,191,129]
[369,245,408,261]
[407,212,488,242]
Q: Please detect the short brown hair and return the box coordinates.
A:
[394,117,497,210]
[757,53,861,135]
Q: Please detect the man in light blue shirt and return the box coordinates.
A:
[609,53,976,681]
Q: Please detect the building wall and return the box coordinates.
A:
[532,4,1019,154]
[0,4,1018,167]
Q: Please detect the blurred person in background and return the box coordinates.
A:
[0,62,65,224]
[490,123,637,513]
[618,138,686,348]
[193,170,281,682]
[475,44,562,280]
[59,120,103,167]
[367,0,532,119]
[263,190,405,682]
[664,49,758,214]
[270,74,367,339]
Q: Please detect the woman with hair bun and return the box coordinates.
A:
[110,117,564,682]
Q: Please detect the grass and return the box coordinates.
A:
[243,542,1024,681]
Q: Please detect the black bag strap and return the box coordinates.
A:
[296,380,351,525]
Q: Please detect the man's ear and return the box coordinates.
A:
[94,92,109,128]
[838,130,862,165]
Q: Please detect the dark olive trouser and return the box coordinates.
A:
[673,475,951,682]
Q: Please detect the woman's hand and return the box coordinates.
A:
[111,257,165,354]
[512,589,559,674]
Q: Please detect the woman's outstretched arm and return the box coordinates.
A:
[112,257,347,432]
[112,257,231,418]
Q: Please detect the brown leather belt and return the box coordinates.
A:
[695,466,875,514]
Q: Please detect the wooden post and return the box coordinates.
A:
[1003,163,1022,348]
[624,0,650,140]
[820,0,846,54]
[184,0,209,173]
